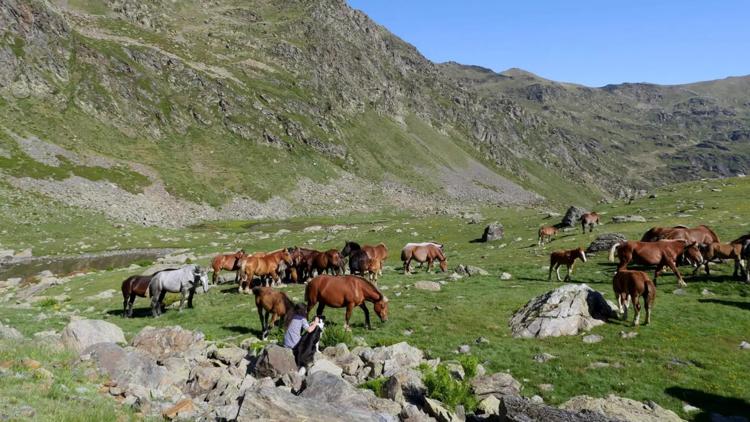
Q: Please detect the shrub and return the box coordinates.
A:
[423,364,477,411]
[361,377,387,398]
[38,298,58,309]
[321,323,352,348]
[457,354,479,379]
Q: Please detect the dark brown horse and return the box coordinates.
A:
[548,247,587,282]
[613,269,655,326]
[120,268,176,318]
[579,212,601,233]
[253,286,294,340]
[609,239,701,286]
[538,226,559,246]
[210,249,246,284]
[305,275,388,330]
[401,243,447,274]
[307,249,346,277]
[342,241,388,277]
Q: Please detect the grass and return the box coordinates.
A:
[0,177,749,420]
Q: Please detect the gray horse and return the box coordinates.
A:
[149,265,209,317]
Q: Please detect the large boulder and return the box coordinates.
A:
[302,371,401,417]
[509,284,615,338]
[131,326,205,360]
[61,319,126,354]
[236,382,393,422]
[562,206,588,228]
[470,372,522,400]
[424,397,460,422]
[359,342,424,377]
[80,342,169,390]
[384,368,426,404]
[500,395,615,422]
[482,223,505,242]
[561,394,685,422]
[586,233,626,253]
[253,345,297,379]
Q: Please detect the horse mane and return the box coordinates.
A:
[697,225,720,242]
[356,276,384,300]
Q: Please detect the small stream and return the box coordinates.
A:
[0,248,176,280]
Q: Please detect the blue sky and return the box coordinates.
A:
[346,1,749,87]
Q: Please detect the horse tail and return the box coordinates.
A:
[609,242,622,263]
[400,248,408,262]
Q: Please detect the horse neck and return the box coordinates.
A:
[435,247,446,261]
[358,279,382,302]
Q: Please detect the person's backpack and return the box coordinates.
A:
[292,317,325,367]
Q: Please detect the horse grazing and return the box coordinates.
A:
[305,275,388,330]
[210,249,246,284]
[239,249,293,291]
[120,268,176,318]
[342,241,388,277]
[609,239,700,287]
[547,247,587,282]
[613,270,655,326]
[253,286,294,340]
[579,212,601,233]
[149,265,208,317]
[538,226,559,246]
[641,225,720,245]
[401,243,447,274]
[697,242,746,277]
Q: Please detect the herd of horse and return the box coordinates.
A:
[118,215,750,336]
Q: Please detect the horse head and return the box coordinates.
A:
[281,250,293,266]
[683,242,703,266]
[193,266,209,293]
[341,241,359,257]
[576,247,587,262]
[439,259,448,272]
[374,295,389,322]
[235,250,246,259]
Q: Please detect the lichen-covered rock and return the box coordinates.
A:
[130,326,205,360]
[61,319,125,354]
[561,394,685,422]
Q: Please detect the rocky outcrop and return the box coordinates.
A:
[61,319,126,353]
[482,223,505,242]
[253,344,297,379]
[561,394,685,422]
[470,372,522,400]
[587,233,626,253]
[301,371,401,417]
[509,284,616,338]
[562,206,588,227]
[500,395,615,422]
[130,325,206,360]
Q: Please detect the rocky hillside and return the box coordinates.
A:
[1,0,748,226]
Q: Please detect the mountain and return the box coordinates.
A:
[1,0,748,227]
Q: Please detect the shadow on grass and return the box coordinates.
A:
[223,325,262,336]
[665,386,750,421]
[106,307,153,318]
[697,298,750,311]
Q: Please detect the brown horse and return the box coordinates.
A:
[401,243,447,274]
[305,275,388,330]
[289,247,319,281]
[609,239,701,286]
[342,241,388,277]
[306,249,346,278]
[210,250,246,284]
[239,249,293,292]
[120,268,176,318]
[538,226,559,246]
[641,225,720,245]
[579,212,601,233]
[613,269,655,326]
[548,247,587,282]
[697,242,746,277]
[253,286,294,340]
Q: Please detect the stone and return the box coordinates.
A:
[211,346,248,366]
[130,326,205,360]
[302,371,401,416]
[482,223,505,242]
[0,322,23,340]
[386,368,426,404]
[85,289,117,300]
[309,358,344,377]
[701,289,714,296]
[586,233,627,253]
[61,319,126,354]
[444,361,466,380]
[533,353,557,363]
[0,249,14,258]
[253,345,297,379]
[414,281,441,291]
[162,399,196,420]
[458,345,471,354]
[400,403,434,422]
[500,272,512,280]
[562,206,588,227]
[470,372,522,400]
[500,395,612,422]
[621,331,638,339]
[80,342,169,390]
[509,284,616,338]
[561,394,684,422]
[683,404,700,413]
[612,215,647,223]
[280,371,304,392]
[361,342,424,378]
[531,395,544,404]
[673,288,687,296]
[478,395,501,415]
[583,334,603,344]
[538,383,554,392]
[185,365,225,396]
[15,248,32,258]
[303,225,323,233]
[424,397,460,422]
[740,341,750,350]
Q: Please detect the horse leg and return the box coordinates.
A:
[257,305,266,338]
[555,265,562,282]
[151,290,160,318]
[667,260,686,287]
[212,269,219,285]
[426,258,433,273]
[547,264,553,282]
[359,303,371,330]
[344,303,355,331]
[564,264,572,282]
[187,287,195,308]
[127,294,136,318]
[316,303,325,321]
[268,312,278,332]
[632,294,641,326]
[178,288,186,312]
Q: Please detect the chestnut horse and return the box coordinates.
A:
[342,241,388,276]
[641,225,719,245]
[239,249,293,291]
[401,243,447,274]
[548,247,587,282]
[210,249,246,284]
[307,249,346,278]
[305,275,388,330]
[579,212,601,233]
[696,242,746,277]
[538,226,559,246]
[613,269,655,326]
[289,247,319,281]
[609,239,701,287]
[120,268,177,318]
[253,286,294,340]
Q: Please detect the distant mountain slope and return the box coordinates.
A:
[1,0,748,226]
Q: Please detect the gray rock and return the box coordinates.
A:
[561,394,684,422]
[500,272,512,280]
[130,325,205,360]
[301,371,401,417]
[739,341,750,350]
[482,223,505,242]
[253,345,297,379]
[424,397,460,422]
[309,358,344,377]
[80,342,169,390]
[582,334,603,344]
[500,395,613,422]
[612,215,647,223]
[414,281,441,291]
[458,345,471,354]
[562,206,588,227]
[533,353,557,363]
[673,288,687,296]
[478,395,501,415]
[385,368,426,404]
[211,346,248,366]
[0,322,23,340]
[470,372,522,400]
[455,264,489,277]
[444,361,466,380]
[400,403,434,422]
[61,319,126,354]
[586,233,627,253]
[509,284,615,338]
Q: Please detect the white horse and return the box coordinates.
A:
[149,265,208,317]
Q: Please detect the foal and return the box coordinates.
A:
[538,226,559,246]
[253,286,294,340]
[697,242,746,278]
[613,270,655,326]
[548,247,587,282]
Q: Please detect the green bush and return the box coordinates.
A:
[360,377,387,398]
[457,355,479,379]
[423,365,477,412]
[321,324,353,348]
[37,298,58,308]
